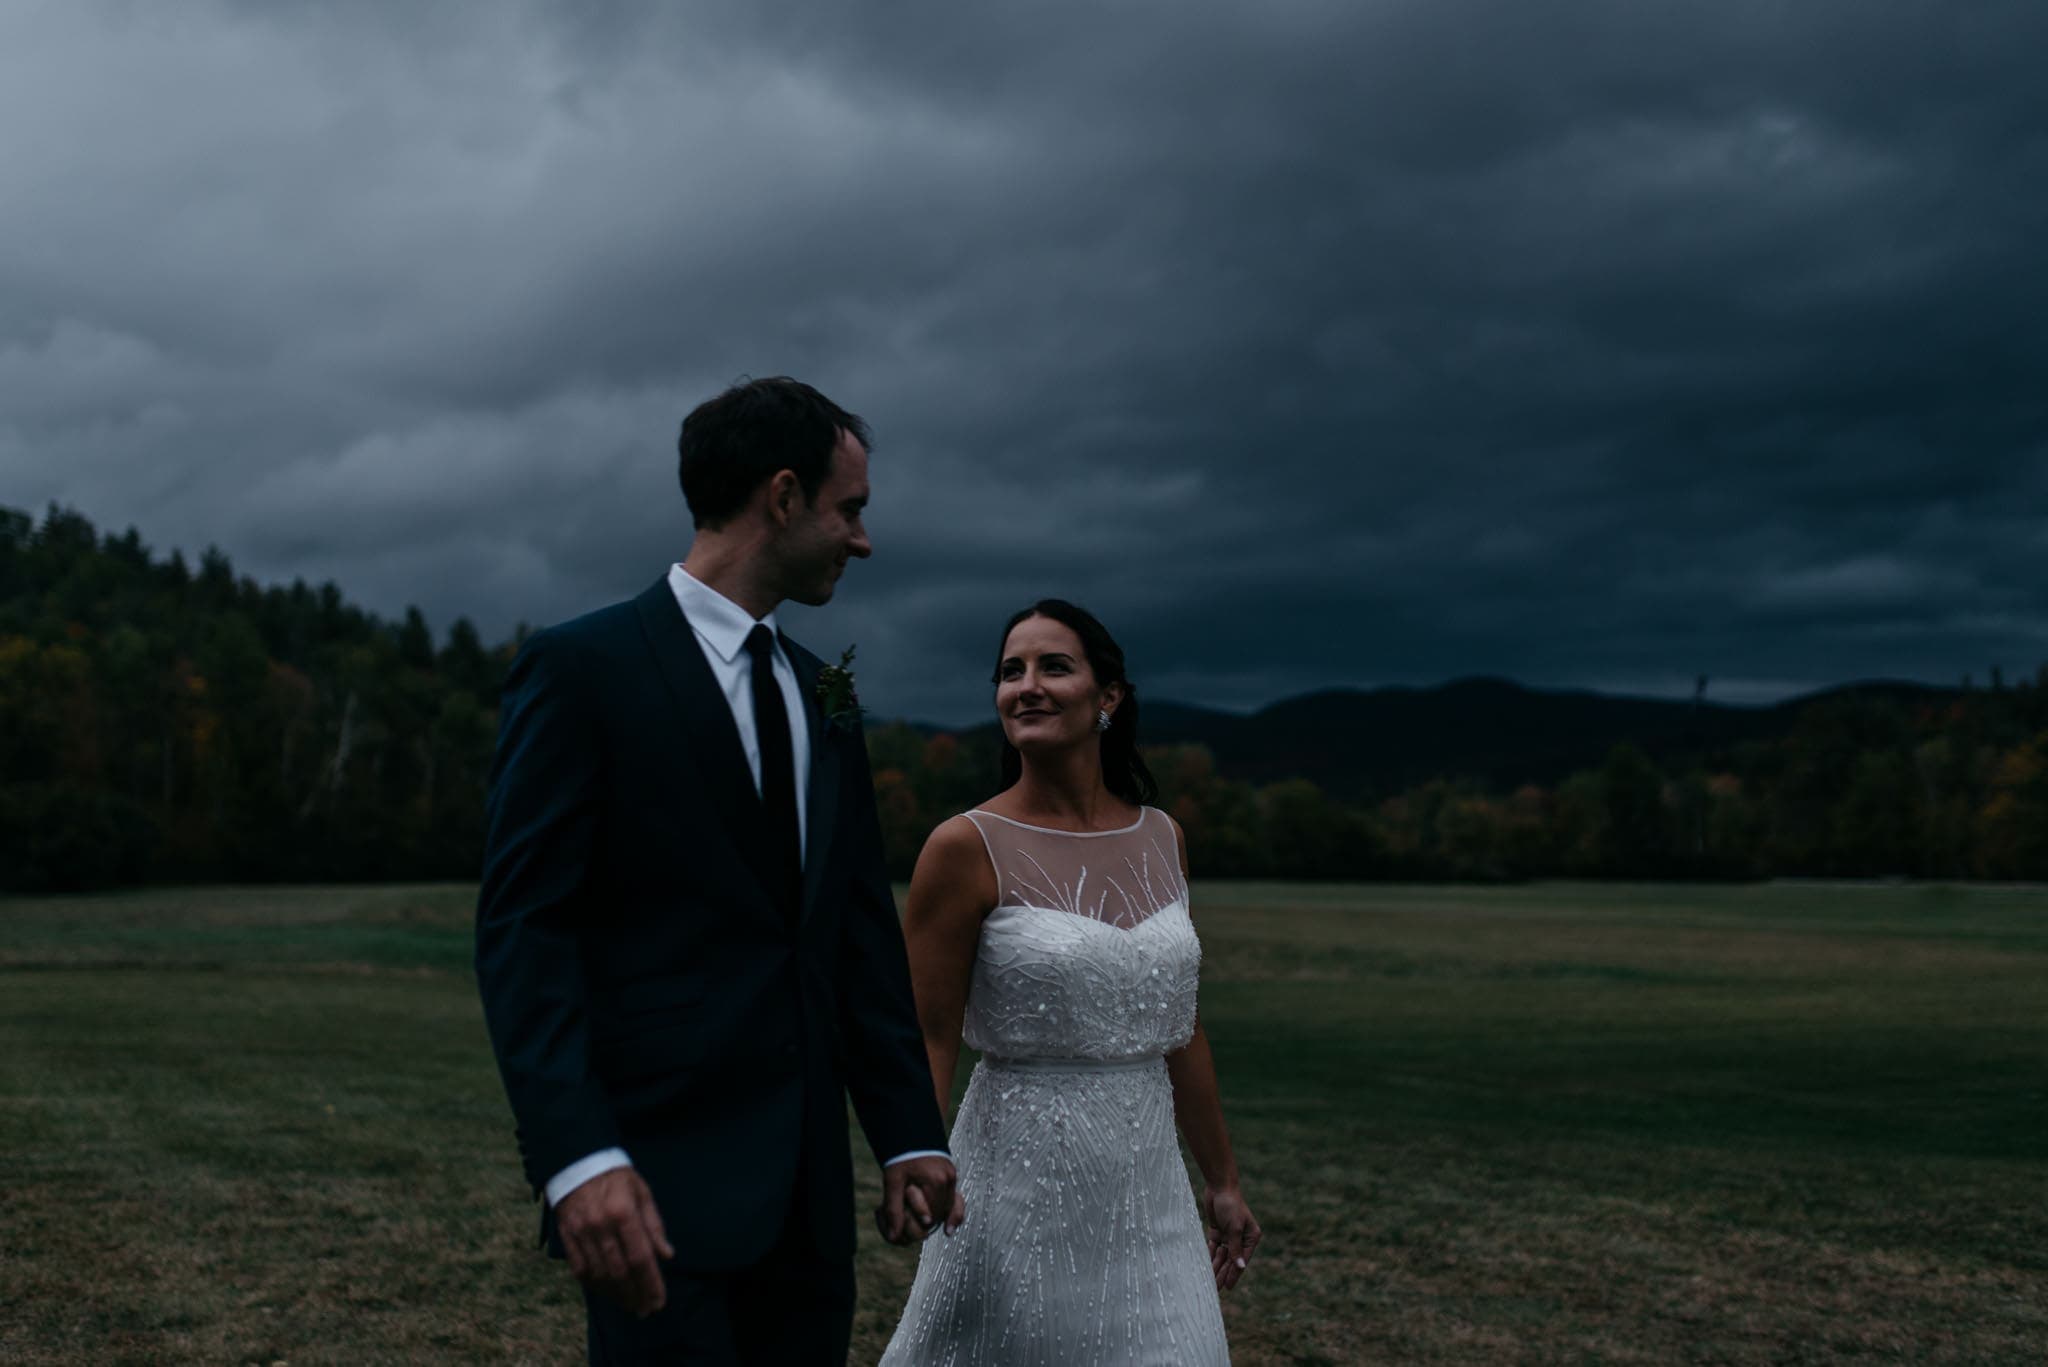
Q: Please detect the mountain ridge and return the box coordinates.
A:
[915,675,1961,798]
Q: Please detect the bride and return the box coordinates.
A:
[879,599,1260,1366]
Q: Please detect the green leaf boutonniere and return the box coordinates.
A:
[816,645,864,728]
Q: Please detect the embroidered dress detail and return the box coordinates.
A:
[966,807,1189,930]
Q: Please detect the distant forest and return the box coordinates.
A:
[4,503,2045,892]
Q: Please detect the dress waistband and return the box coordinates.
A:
[981,1053,1164,1073]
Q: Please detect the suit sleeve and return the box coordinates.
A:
[474,630,622,1192]
[836,724,951,1164]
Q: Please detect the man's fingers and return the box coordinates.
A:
[554,1171,678,1313]
[613,1220,665,1318]
[922,1171,958,1237]
[593,1231,629,1286]
[880,1192,907,1243]
[878,1160,963,1247]
[905,1183,934,1232]
[636,1184,676,1262]
[880,1170,911,1244]
[630,1252,666,1317]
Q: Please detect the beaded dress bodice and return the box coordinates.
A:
[959,806,1200,1064]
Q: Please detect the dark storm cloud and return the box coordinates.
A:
[4,0,2044,722]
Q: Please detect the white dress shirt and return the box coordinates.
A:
[666,562,811,863]
[545,565,944,1208]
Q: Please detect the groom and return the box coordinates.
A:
[475,377,959,1363]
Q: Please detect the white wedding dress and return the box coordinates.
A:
[879,806,1230,1366]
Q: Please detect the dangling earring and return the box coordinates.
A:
[1095,708,1112,733]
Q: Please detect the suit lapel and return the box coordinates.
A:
[633,580,781,920]
[785,633,842,924]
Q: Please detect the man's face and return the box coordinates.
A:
[777,428,872,606]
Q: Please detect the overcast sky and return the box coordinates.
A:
[5,1,2045,724]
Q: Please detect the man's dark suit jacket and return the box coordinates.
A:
[474,578,947,1269]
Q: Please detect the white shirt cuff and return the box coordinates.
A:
[884,1149,951,1167]
[544,1147,633,1207]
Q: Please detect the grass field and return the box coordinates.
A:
[2,881,2044,1365]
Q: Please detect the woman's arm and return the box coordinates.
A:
[1166,1024,1240,1191]
[1162,814,1263,1290]
[901,815,997,1123]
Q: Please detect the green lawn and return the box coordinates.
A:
[2,882,2044,1364]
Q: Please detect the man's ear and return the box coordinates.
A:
[764,469,802,528]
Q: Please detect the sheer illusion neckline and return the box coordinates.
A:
[988,899,1189,933]
[967,808,1148,838]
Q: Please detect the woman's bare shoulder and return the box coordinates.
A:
[921,812,990,862]
[909,813,998,915]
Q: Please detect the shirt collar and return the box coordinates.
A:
[667,562,780,666]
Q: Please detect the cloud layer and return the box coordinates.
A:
[6,1,2045,722]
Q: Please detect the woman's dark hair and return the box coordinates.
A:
[991,599,1159,806]
[677,376,872,530]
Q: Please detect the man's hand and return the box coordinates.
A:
[875,1155,963,1245]
[556,1167,675,1317]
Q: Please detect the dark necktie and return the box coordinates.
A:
[745,624,802,913]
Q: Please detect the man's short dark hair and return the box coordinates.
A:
[677,377,872,530]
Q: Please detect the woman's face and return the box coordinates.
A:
[995,615,1123,755]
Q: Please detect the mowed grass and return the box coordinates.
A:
[2,883,2045,1365]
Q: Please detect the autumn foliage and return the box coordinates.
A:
[5,504,2046,891]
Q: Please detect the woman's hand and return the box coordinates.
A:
[1201,1184,1262,1291]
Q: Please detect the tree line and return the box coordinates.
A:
[2,505,499,890]
[866,691,2048,884]
[4,504,2045,892]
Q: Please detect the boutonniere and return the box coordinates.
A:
[816,645,864,729]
